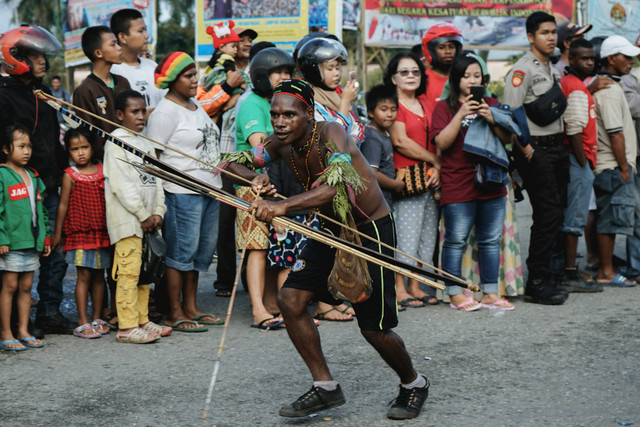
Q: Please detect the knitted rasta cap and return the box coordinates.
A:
[272,79,315,108]
[154,51,195,89]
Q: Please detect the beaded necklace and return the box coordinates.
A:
[290,123,318,190]
[292,122,317,152]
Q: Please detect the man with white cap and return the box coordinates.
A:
[554,22,592,75]
[591,35,640,287]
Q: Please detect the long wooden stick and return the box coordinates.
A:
[35,90,469,286]
[202,191,260,420]
[134,162,457,291]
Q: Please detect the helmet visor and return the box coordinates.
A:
[312,39,349,64]
[14,26,62,55]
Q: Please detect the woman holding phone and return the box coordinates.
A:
[432,53,514,312]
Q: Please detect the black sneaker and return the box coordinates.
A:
[35,312,76,335]
[279,385,346,417]
[558,269,603,293]
[387,375,430,420]
[524,278,568,305]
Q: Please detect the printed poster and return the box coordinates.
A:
[342,0,361,30]
[62,0,157,67]
[196,0,342,61]
[364,0,574,48]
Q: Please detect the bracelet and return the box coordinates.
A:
[524,149,535,159]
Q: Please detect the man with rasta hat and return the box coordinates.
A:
[222,79,430,420]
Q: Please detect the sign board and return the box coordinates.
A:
[62,0,157,67]
[196,0,342,61]
[364,0,574,48]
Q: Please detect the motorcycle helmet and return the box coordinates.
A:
[296,38,348,89]
[421,23,463,67]
[0,25,61,76]
[293,32,340,63]
[250,48,295,98]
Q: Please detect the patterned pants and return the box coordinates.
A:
[393,189,440,291]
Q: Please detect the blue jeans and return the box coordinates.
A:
[627,169,640,272]
[164,192,220,272]
[442,196,506,296]
[36,191,68,317]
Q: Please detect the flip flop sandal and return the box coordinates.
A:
[420,296,439,305]
[398,298,426,308]
[19,336,44,348]
[192,313,224,325]
[450,298,482,312]
[166,319,208,332]
[74,323,102,339]
[598,272,636,287]
[0,339,27,351]
[250,317,285,330]
[480,300,515,311]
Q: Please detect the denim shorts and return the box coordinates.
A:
[164,192,220,272]
[561,155,595,235]
[0,249,40,272]
[594,168,636,235]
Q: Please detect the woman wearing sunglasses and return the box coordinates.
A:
[384,52,441,309]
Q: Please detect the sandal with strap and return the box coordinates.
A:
[73,323,102,339]
[91,319,110,335]
[116,327,160,344]
[141,321,173,337]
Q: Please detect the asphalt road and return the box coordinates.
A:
[1,196,638,426]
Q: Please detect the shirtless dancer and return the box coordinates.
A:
[224,79,429,420]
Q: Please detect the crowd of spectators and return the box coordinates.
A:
[1,9,639,352]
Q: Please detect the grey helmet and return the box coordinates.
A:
[296,38,348,89]
[250,47,295,98]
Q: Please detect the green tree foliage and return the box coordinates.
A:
[156,0,195,59]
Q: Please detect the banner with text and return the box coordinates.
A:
[364,0,573,48]
[62,0,157,67]
[196,0,342,62]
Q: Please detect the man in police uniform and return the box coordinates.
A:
[503,11,570,305]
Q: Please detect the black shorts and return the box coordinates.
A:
[283,213,398,331]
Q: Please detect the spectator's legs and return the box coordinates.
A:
[36,191,66,317]
[515,144,569,304]
[214,176,237,296]
[35,191,74,333]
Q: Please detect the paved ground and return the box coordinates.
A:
[1,196,639,426]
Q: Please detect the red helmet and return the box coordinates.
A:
[421,22,463,66]
[0,25,62,76]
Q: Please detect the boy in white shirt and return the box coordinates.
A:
[110,8,166,111]
[104,89,171,343]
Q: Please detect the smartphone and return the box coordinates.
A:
[470,85,485,103]
[349,71,357,83]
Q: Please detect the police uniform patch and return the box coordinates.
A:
[292,259,306,272]
[512,70,525,87]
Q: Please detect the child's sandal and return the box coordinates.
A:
[73,323,102,339]
[91,319,110,335]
